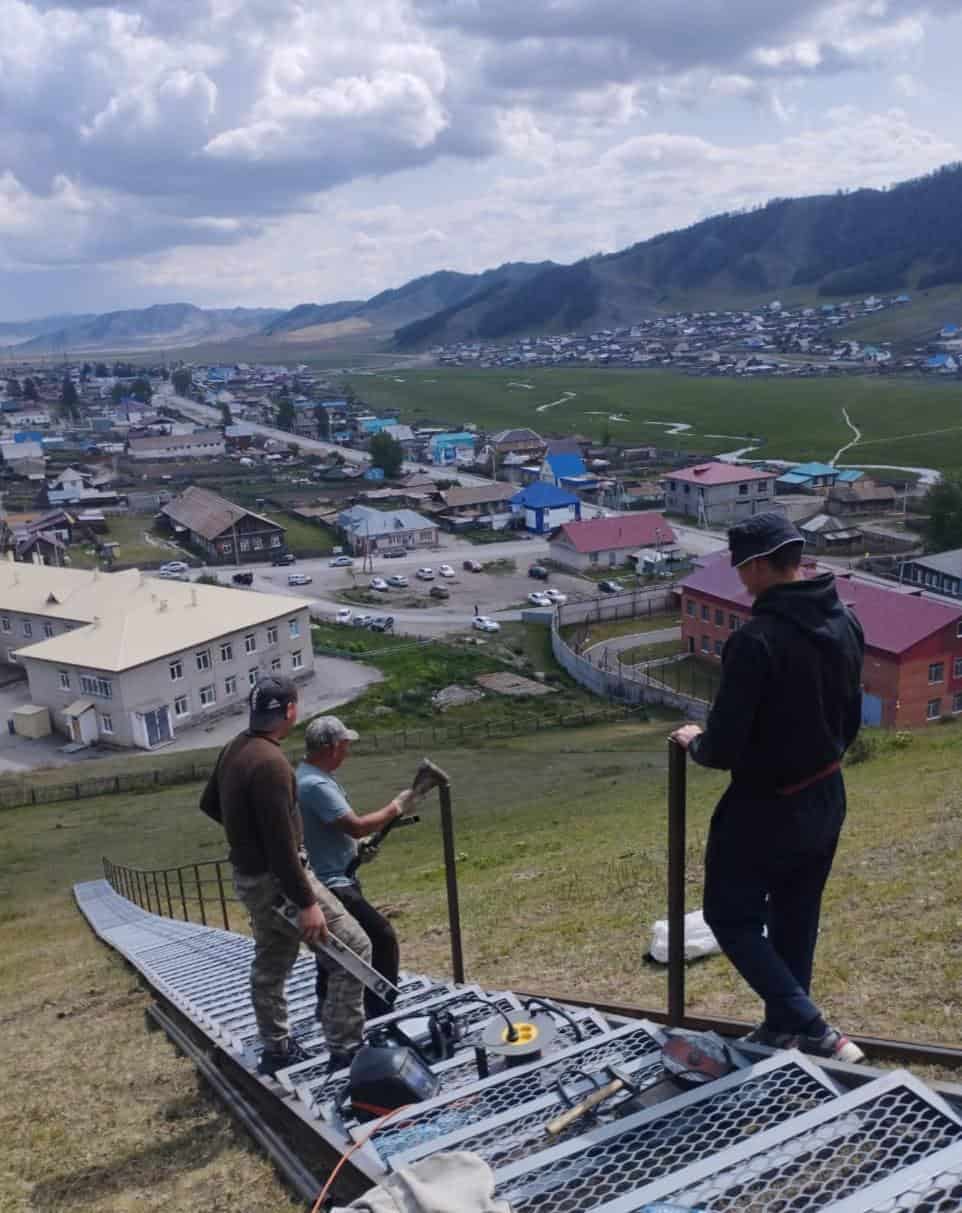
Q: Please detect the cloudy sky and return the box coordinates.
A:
[2,0,961,320]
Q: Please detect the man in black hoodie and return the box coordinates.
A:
[672,513,865,1063]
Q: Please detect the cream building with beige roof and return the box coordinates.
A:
[1,563,314,749]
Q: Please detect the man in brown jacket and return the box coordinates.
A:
[200,676,372,1076]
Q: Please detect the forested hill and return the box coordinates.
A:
[394,162,962,347]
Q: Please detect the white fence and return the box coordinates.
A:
[556,586,677,628]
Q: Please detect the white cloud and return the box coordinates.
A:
[0,0,959,315]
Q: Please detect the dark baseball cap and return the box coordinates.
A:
[249,675,298,731]
[729,511,804,568]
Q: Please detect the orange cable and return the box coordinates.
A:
[310,1103,416,1213]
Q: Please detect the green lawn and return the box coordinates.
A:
[617,638,682,665]
[68,514,189,570]
[358,367,962,477]
[265,512,334,557]
[2,719,961,1210]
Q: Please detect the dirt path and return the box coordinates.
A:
[536,390,577,413]
[831,407,862,465]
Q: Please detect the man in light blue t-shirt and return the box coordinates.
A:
[297,715,413,1019]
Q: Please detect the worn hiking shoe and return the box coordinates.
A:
[742,1024,799,1050]
[326,1048,358,1075]
[257,1039,310,1078]
[797,1025,865,1064]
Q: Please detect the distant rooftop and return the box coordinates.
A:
[668,462,773,487]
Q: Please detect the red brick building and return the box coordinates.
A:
[678,554,962,729]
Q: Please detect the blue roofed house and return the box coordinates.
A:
[358,415,399,436]
[835,469,864,484]
[541,451,588,486]
[775,461,840,495]
[430,432,476,466]
[927,353,958,373]
[511,482,581,534]
[939,323,959,340]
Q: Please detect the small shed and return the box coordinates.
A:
[12,703,52,739]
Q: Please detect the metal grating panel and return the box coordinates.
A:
[494,1052,840,1213]
[820,1141,962,1212]
[588,1071,962,1213]
[369,1022,663,1163]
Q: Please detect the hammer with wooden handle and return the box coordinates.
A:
[545,1066,638,1136]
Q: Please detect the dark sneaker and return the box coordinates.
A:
[742,1025,799,1050]
[797,1025,865,1064]
[257,1039,310,1078]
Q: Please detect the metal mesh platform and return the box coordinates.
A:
[494,1052,840,1213]
[75,879,962,1205]
[586,1071,962,1213]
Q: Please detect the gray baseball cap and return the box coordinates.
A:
[305,715,360,751]
[249,675,298,731]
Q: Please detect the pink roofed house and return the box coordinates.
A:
[548,512,676,572]
[661,461,779,526]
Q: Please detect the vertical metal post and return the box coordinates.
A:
[667,739,687,1027]
[177,867,189,920]
[215,862,230,931]
[163,871,174,918]
[152,872,161,915]
[134,870,143,908]
[438,779,465,985]
[194,864,207,925]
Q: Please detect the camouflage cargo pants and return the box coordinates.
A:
[233,866,371,1056]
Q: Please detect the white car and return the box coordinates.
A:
[288,572,312,586]
[438,563,455,578]
[473,616,501,633]
[387,574,408,588]
[369,577,389,591]
[528,591,552,607]
[159,560,188,575]
[335,607,353,625]
[544,588,568,605]
[329,555,354,567]
[416,567,435,580]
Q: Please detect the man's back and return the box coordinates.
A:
[693,572,864,791]
[201,730,313,906]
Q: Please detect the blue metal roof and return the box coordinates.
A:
[836,469,864,483]
[788,461,838,478]
[511,482,580,508]
[546,452,586,479]
[776,472,809,486]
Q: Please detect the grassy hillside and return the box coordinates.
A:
[360,366,962,476]
[1,718,960,1210]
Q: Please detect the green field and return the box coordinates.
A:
[358,367,962,477]
[2,718,961,1210]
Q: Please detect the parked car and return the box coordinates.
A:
[598,579,624,594]
[272,552,296,566]
[473,616,500,633]
[369,577,389,591]
[370,615,395,632]
[463,559,483,573]
[387,574,408,588]
[544,588,568,605]
[528,591,552,607]
[157,569,189,581]
[335,607,353,625]
[353,613,374,628]
[329,555,354,567]
[416,567,435,580]
[429,585,450,599]
[288,572,312,585]
[159,560,189,575]
[231,571,253,586]
[382,548,408,559]
[438,563,455,578]
[528,564,549,580]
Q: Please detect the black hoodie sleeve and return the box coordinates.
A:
[689,629,769,771]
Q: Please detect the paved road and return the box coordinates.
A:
[158,386,493,486]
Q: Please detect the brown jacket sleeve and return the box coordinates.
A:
[199,749,223,823]
[251,756,315,908]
